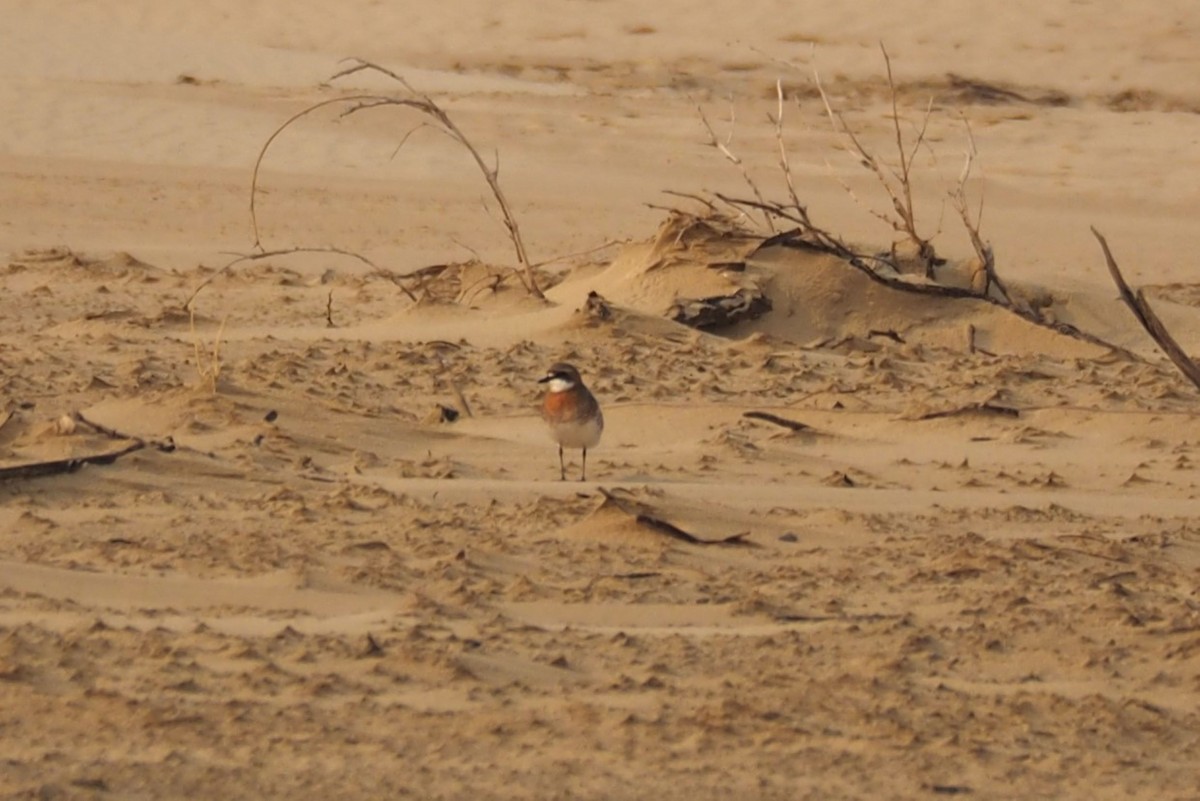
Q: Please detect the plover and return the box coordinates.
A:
[539,362,603,481]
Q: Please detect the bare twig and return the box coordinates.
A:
[184,246,418,310]
[1,411,179,482]
[0,442,147,482]
[713,192,863,258]
[1091,227,1200,392]
[449,380,474,419]
[337,60,540,297]
[73,411,133,441]
[951,117,1017,307]
[74,412,176,452]
[743,411,813,432]
[530,238,623,269]
[597,488,751,546]
[249,95,370,249]
[771,79,806,216]
[676,50,1139,361]
[911,401,1020,421]
[813,44,937,276]
[661,190,719,213]
[189,306,227,394]
[636,513,750,546]
[456,270,503,304]
[325,289,335,328]
[694,98,775,232]
[250,58,544,299]
[885,45,935,244]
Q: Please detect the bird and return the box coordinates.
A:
[539,362,603,481]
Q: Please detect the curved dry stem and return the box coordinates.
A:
[814,44,936,273]
[333,58,541,298]
[250,94,386,249]
[530,238,622,269]
[250,58,544,299]
[951,118,1016,308]
[183,246,418,311]
[457,270,505,305]
[694,97,776,232]
[389,121,438,160]
[772,80,804,216]
[1092,227,1200,391]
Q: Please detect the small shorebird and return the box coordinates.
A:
[539,362,603,481]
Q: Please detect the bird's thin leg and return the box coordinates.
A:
[580,447,587,482]
[558,444,566,481]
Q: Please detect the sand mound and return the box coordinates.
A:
[559,213,1117,360]
[743,244,1108,358]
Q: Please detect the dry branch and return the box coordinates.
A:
[634,513,751,546]
[597,488,751,546]
[75,412,177,452]
[770,79,808,220]
[249,58,544,299]
[0,442,147,482]
[0,412,175,483]
[449,381,474,419]
[184,246,419,311]
[742,411,813,432]
[530,238,623,270]
[911,402,1020,421]
[670,50,1146,363]
[694,98,775,231]
[697,197,1134,357]
[813,43,937,276]
[1091,227,1200,391]
[189,306,227,394]
[950,116,1016,307]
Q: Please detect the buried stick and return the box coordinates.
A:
[1091,227,1200,392]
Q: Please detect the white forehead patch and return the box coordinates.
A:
[545,376,575,393]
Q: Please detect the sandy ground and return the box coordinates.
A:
[3,2,1200,799]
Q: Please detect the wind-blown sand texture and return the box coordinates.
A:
[3,2,1200,798]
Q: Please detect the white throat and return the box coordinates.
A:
[545,377,575,393]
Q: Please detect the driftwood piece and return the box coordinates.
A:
[0,411,180,482]
[597,488,750,546]
[867,329,905,344]
[912,402,1020,421]
[634,514,749,545]
[668,288,772,330]
[774,610,903,624]
[0,441,146,482]
[1091,227,1200,392]
[742,411,812,432]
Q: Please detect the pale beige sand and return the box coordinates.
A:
[3,2,1200,799]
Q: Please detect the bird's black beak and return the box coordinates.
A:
[537,374,553,384]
